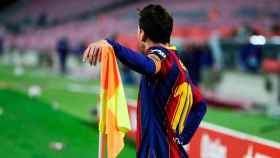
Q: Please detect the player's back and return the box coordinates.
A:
[137,46,192,158]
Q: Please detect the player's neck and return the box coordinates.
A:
[144,39,170,50]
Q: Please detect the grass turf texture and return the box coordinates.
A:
[0,89,135,158]
[0,64,279,157]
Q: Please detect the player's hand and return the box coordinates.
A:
[82,40,108,66]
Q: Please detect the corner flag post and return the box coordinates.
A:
[98,133,106,158]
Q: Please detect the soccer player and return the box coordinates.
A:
[83,4,207,158]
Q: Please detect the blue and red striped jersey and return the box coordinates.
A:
[106,39,207,158]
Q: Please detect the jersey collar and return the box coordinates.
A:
[147,45,176,53]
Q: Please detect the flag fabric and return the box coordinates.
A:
[98,41,131,158]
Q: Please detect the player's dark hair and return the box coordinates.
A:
[138,4,173,44]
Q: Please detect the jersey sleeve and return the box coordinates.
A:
[106,39,159,76]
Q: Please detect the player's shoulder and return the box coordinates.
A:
[147,46,169,60]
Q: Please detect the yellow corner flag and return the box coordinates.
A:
[99,41,131,158]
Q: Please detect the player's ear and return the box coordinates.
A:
[142,31,148,42]
[138,28,146,42]
[140,29,148,42]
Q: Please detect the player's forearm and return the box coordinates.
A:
[180,100,207,145]
[106,39,156,75]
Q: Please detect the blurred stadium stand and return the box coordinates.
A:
[1,0,279,50]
